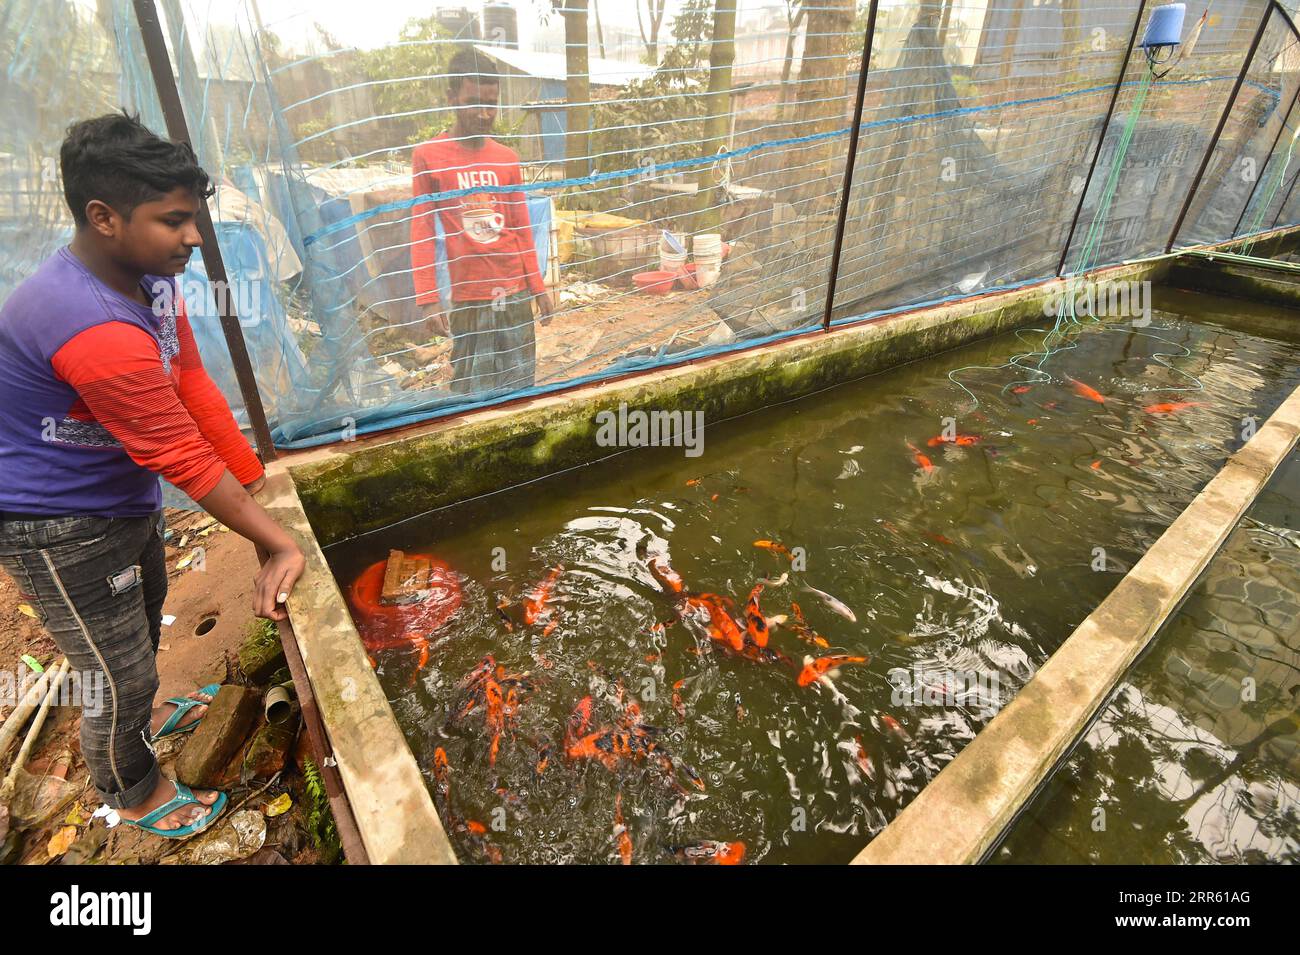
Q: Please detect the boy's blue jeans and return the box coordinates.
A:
[0,510,168,808]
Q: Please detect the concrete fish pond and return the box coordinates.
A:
[307,283,1300,864]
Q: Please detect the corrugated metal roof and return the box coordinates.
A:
[472,44,654,87]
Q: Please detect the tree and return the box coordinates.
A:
[562,0,592,181]
[779,0,807,117]
[691,0,737,233]
[791,0,855,208]
[637,0,669,65]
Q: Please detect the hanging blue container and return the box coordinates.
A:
[1140,3,1187,48]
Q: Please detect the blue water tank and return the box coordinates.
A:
[1139,3,1186,49]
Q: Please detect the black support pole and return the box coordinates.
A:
[1056,0,1147,277]
[1232,85,1300,238]
[1165,3,1272,254]
[132,0,277,462]
[821,0,880,331]
[1269,159,1300,229]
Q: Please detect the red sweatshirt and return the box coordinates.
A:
[410,132,546,308]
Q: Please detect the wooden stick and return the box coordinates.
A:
[0,659,70,801]
[0,661,62,763]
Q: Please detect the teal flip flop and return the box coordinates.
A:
[119,780,228,840]
[150,683,221,743]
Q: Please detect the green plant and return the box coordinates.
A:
[303,757,342,864]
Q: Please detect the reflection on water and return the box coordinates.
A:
[326,293,1300,864]
[995,448,1300,865]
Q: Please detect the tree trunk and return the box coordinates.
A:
[564,0,592,182]
[691,0,738,234]
[791,0,854,208]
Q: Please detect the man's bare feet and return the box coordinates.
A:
[117,776,220,831]
[149,688,213,737]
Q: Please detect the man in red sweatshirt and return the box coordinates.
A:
[410,46,553,396]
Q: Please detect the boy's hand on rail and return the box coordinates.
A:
[255,546,306,621]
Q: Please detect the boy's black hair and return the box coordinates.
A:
[447,45,499,93]
[60,111,214,227]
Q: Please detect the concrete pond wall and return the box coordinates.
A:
[266,228,1300,864]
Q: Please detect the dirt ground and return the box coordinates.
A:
[0,507,329,866]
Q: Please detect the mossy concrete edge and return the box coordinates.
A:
[286,260,1173,547]
[851,383,1300,866]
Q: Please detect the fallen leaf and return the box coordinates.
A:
[263,793,293,818]
[158,643,171,652]
[65,803,87,827]
[47,826,77,859]
[176,554,193,570]
[17,604,37,618]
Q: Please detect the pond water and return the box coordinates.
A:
[326,288,1300,864]
[994,446,1300,864]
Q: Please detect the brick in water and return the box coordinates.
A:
[176,686,261,789]
[381,549,431,605]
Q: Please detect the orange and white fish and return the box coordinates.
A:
[523,564,564,628]
[879,712,912,744]
[789,602,830,649]
[744,583,770,648]
[753,539,792,557]
[854,736,876,783]
[1069,377,1106,404]
[796,654,869,688]
[614,793,633,866]
[648,553,686,595]
[926,433,980,448]
[1143,400,1199,415]
[801,583,856,623]
[906,441,934,473]
[670,840,746,865]
[685,593,746,653]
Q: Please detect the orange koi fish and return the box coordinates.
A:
[670,841,746,865]
[926,433,980,448]
[648,554,685,595]
[432,747,452,803]
[744,583,770,648]
[523,564,564,627]
[1143,400,1199,415]
[854,736,876,783]
[672,679,686,720]
[906,442,934,473]
[753,539,793,559]
[614,794,633,866]
[880,712,912,744]
[1011,385,1032,394]
[796,654,869,688]
[1070,377,1106,404]
[686,593,746,653]
[789,602,830,649]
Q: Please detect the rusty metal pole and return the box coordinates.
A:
[1056,0,1147,277]
[1165,3,1272,253]
[821,0,880,331]
[131,0,277,463]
